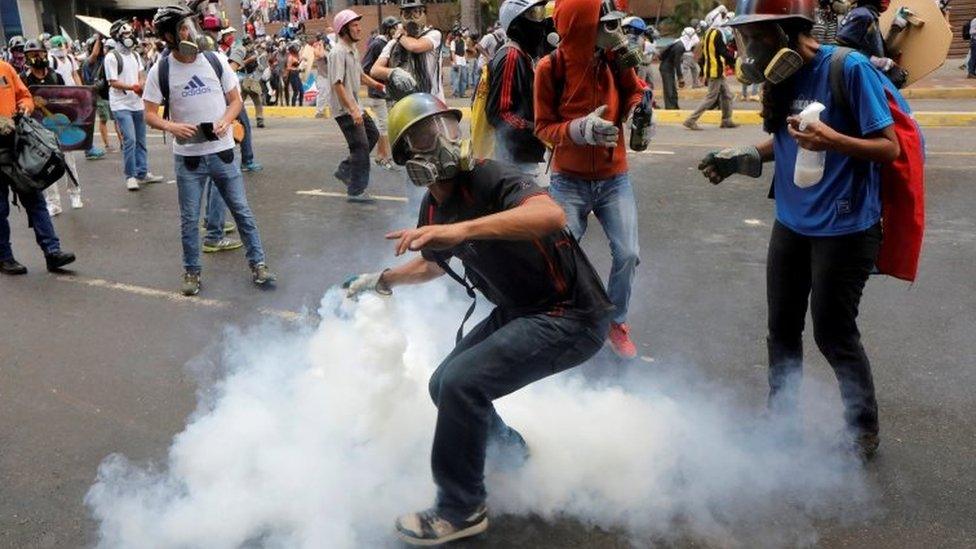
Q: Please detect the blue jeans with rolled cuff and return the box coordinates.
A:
[0,181,61,261]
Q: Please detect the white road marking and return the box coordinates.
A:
[631,149,676,155]
[743,219,765,226]
[296,189,408,203]
[55,275,303,322]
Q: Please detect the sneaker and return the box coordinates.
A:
[314,112,326,119]
[683,119,703,131]
[855,432,880,461]
[202,238,244,253]
[126,177,140,191]
[608,322,638,359]
[70,195,84,209]
[139,173,164,184]
[242,161,264,172]
[334,168,351,187]
[395,506,488,546]
[106,145,120,154]
[251,262,277,286]
[45,250,76,272]
[181,271,201,296]
[85,147,105,160]
[48,204,63,217]
[0,258,27,275]
[256,117,265,128]
[720,121,740,129]
[198,221,237,234]
[347,192,375,203]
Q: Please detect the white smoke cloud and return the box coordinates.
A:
[86,284,873,548]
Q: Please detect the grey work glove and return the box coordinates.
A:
[387,68,418,101]
[698,146,762,185]
[341,270,392,300]
[568,105,619,148]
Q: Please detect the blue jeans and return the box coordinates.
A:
[0,181,61,261]
[548,172,640,324]
[451,65,467,97]
[237,108,255,165]
[428,308,609,523]
[203,180,226,242]
[968,40,976,76]
[113,109,148,180]
[174,150,266,273]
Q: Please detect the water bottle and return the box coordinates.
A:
[629,89,654,152]
[793,101,826,188]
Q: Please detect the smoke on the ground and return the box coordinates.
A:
[86,284,874,548]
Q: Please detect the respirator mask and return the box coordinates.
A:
[401,115,470,187]
[595,0,641,69]
[733,23,803,85]
[176,17,210,56]
[401,7,427,37]
[508,4,550,58]
[27,53,48,69]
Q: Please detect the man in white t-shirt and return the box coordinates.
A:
[47,36,82,86]
[143,4,276,297]
[369,0,444,101]
[106,19,164,191]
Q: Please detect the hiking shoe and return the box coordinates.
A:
[139,173,164,184]
[85,147,105,160]
[70,195,84,209]
[395,506,488,546]
[683,119,703,131]
[720,121,740,129]
[242,161,264,172]
[202,238,244,253]
[45,251,76,272]
[126,177,140,191]
[608,322,638,359]
[251,262,277,286]
[347,192,376,203]
[0,258,27,275]
[181,271,201,296]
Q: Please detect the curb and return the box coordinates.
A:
[674,86,976,100]
[248,106,976,127]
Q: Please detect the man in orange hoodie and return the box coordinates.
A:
[0,59,76,275]
[535,0,645,358]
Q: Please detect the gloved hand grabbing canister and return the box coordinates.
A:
[342,270,392,300]
[569,105,619,148]
[698,146,762,185]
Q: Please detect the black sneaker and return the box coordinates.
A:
[395,505,488,546]
[0,258,27,275]
[45,251,76,272]
[334,168,351,187]
[855,432,880,461]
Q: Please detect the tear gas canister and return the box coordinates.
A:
[629,89,654,152]
[793,101,826,188]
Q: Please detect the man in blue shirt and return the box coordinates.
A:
[697,0,906,461]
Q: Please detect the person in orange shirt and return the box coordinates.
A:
[0,59,76,275]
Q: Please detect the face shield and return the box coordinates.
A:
[400,7,427,37]
[400,114,466,187]
[176,17,210,56]
[595,1,642,69]
[733,23,803,85]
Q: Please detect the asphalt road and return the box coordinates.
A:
[1,118,974,548]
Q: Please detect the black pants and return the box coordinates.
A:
[334,113,379,196]
[660,62,679,110]
[428,308,609,524]
[766,220,882,435]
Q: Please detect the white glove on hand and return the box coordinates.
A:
[569,105,619,148]
[387,68,418,100]
[342,271,392,300]
[870,56,894,72]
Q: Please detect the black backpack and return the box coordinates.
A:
[0,114,78,197]
[92,51,122,100]
[963,21,972,41]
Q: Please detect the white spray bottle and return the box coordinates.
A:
[793,101,826,188]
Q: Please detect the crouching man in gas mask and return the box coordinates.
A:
[342,93,613,545]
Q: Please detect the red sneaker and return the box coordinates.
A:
[608,322,637,359]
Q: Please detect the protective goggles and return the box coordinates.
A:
[402,115,461,152]
[522,4,547,23]
[400,7,426,20]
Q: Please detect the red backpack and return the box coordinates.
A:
[830,47,925,282]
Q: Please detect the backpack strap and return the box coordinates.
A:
[829,46,853,117]
[434,257,477,344]
[159,54,171,119]
[112,50,124,75]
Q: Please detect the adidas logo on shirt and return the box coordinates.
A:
[181,75,213,97]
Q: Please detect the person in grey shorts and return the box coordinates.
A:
[362,16,399,169]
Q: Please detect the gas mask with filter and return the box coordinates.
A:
[595,0,642,69]
[116,24,137,51]
[175,17,212,56]
[399,114,471,187]
[401,6,427,38]
[733,22,803,85]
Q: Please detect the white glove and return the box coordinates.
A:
[869,56,894,72]
[892,7,913,28]
[387,68,418,100]
[341,271,392,300]
[568,105,619,148]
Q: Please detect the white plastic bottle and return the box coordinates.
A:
[793,101,827,188]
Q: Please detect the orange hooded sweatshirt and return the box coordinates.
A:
[0,60,34,118]
[533,0,643,180]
